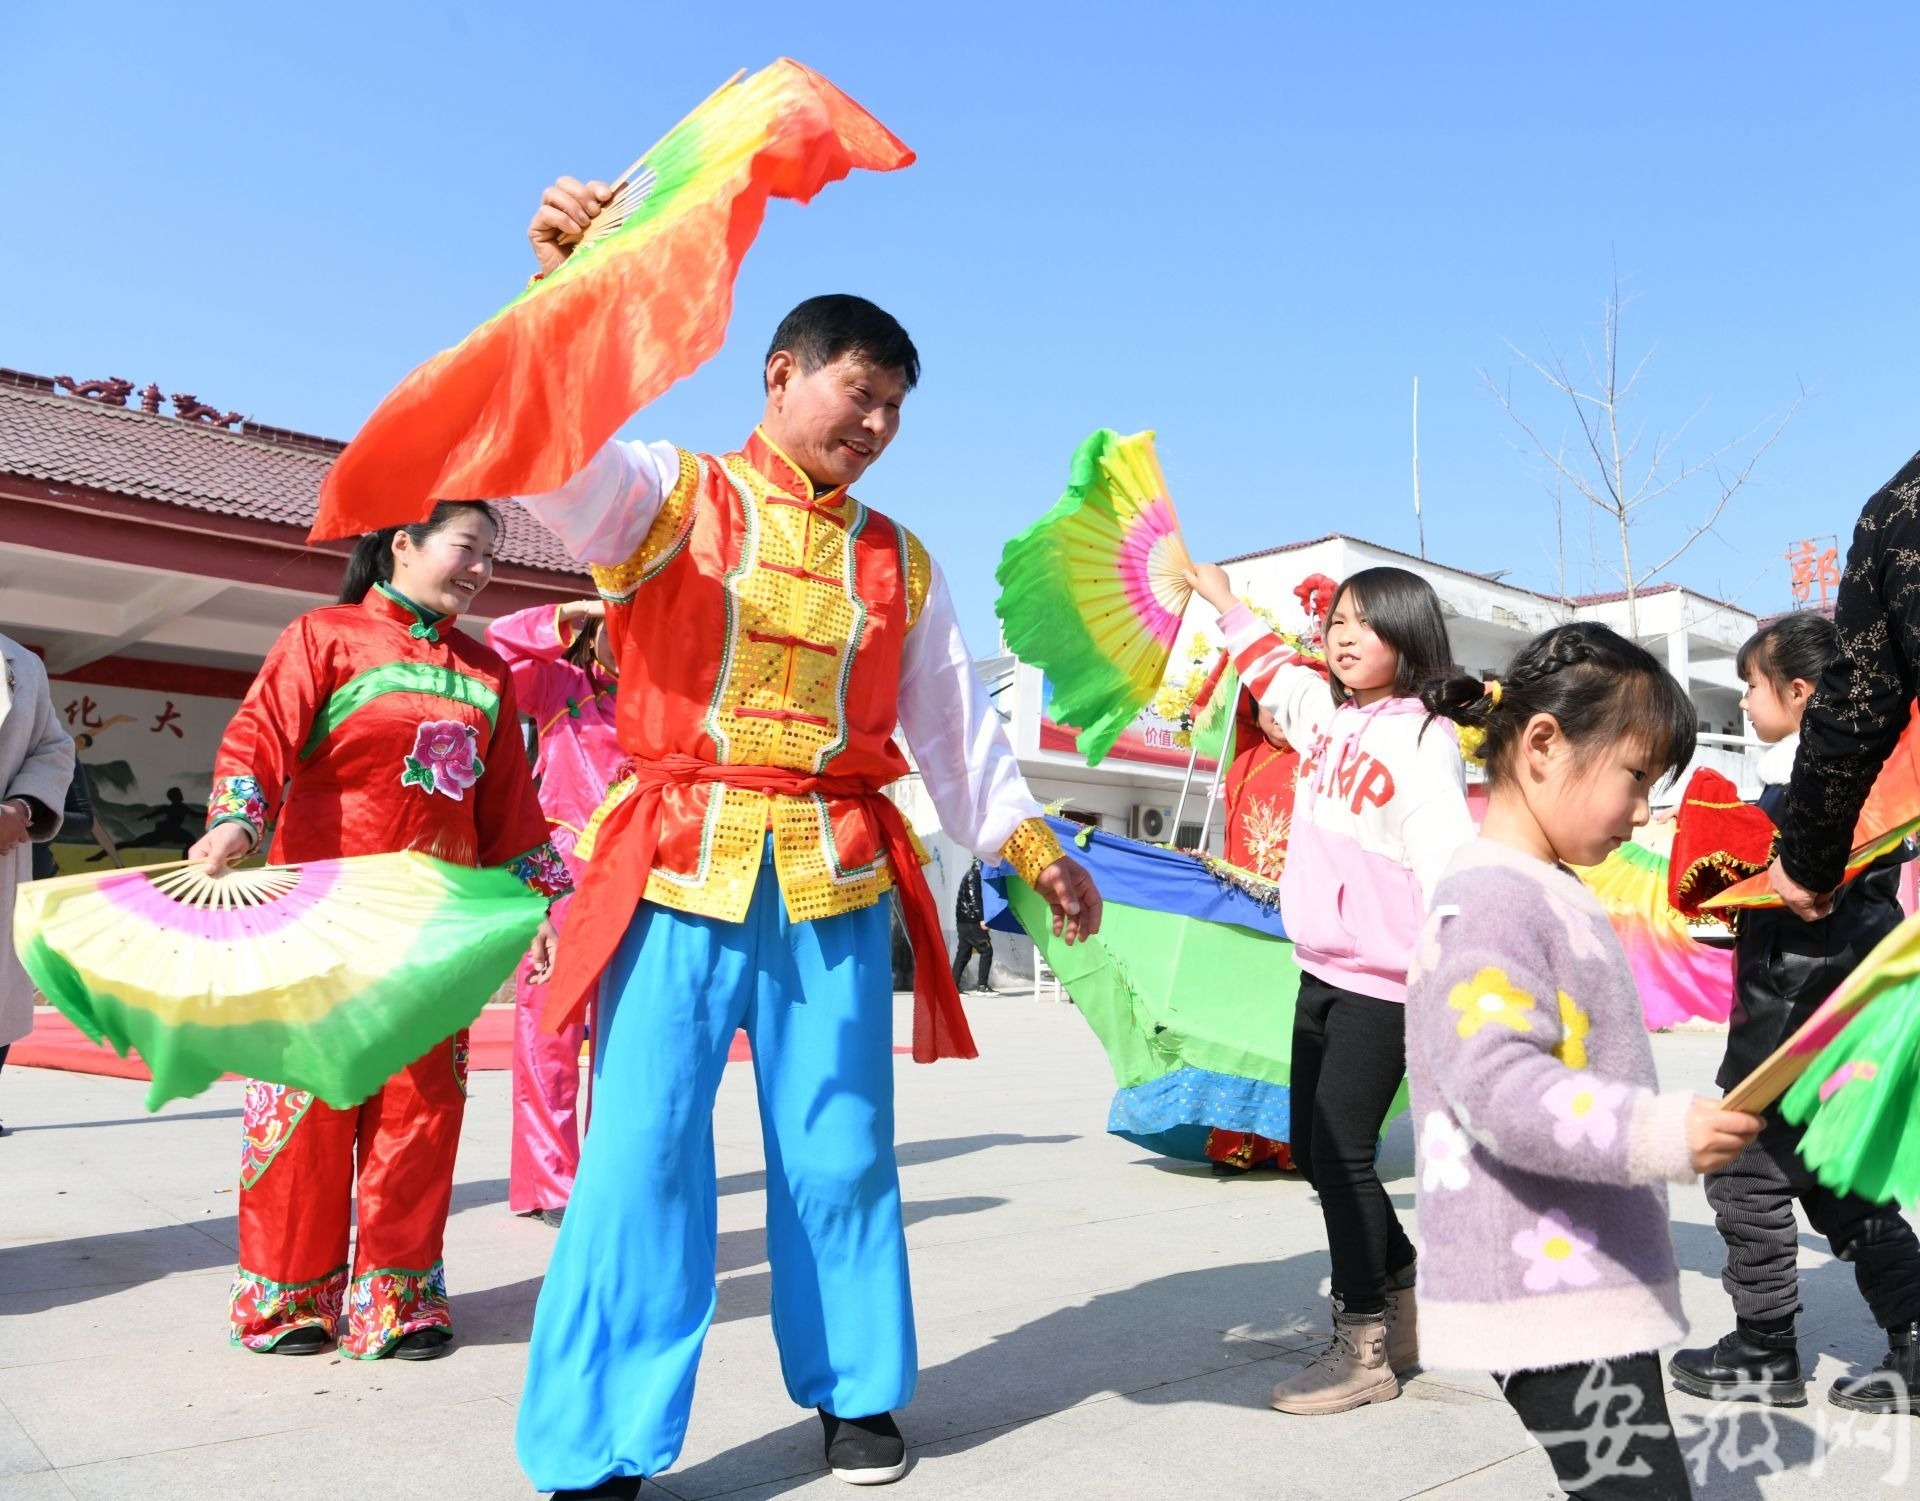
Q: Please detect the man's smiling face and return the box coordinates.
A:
[761,349,908,491]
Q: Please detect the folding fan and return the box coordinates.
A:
[995,429,1195,765]
[14,853,548,1110]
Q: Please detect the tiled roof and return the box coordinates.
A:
[0,377,585,578]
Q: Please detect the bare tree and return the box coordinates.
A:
[1483,266,1804,637]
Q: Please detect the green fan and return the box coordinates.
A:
[995,429,1195,765]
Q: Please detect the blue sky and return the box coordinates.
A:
[6,4,1916,650]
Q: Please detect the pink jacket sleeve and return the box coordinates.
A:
[484,606,575,727]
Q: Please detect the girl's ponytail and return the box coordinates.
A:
[1420,622,1696,788]
[1420,672,1498,728]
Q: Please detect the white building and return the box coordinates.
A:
[995,532,1766,848]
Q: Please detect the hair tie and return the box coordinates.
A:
[1484,678,1503,707]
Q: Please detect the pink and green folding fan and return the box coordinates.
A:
[1725,908,1920,1207]
[14,852,549,1110]
[1575,840,1734,1029]
[994,428,1195,765]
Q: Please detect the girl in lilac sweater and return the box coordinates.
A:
[1412,623,1763,1499]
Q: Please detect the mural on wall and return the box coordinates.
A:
[45,678,235,872]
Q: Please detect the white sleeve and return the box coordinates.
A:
[512,438,681,567]
[1402,726,1476,906]
[896,560,1046,861]
[1217,604,1330,749]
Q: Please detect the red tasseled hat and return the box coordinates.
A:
[1667,767,1778,918]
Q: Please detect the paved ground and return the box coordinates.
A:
[2,991,1915,1500]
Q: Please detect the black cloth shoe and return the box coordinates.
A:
[1669,1321,1805,1406]
[1829,1320,1920,1415]
[263,1325,329,1356]
[550,1479,642,1500]
[389,1327,453,1361]
[819,1408,907,1485]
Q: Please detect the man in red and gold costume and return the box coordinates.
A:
[512,178,1101,1501]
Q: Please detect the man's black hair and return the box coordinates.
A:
[764,294,920,391]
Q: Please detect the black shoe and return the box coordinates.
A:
[1829,1320,1920,1415]
[389,1327,453,1361]
[819,1408,907,1485]
[1670,1321,1805,1407]
[550,1479,642,1500]
[535,1206,567,1229]
[264,1325,330,1355]
[1211,1160,1253,1177]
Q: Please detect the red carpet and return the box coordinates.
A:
[12,1009,898,1084]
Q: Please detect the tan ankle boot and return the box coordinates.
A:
[1383,1277,1419,1374]
[1269,1307,1400,1414]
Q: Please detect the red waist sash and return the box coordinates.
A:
[540,753,977,1063]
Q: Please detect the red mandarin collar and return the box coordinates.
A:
[366,583,459,642]
[743,427,849,511]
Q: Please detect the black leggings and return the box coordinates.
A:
[1290,973,1415,1315]
[1500,1355,1690,1499]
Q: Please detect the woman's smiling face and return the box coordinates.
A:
[392,510,498,615]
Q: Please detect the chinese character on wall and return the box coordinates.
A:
[1787,539,1841,607]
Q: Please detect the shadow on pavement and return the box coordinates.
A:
[4,1107,245,1133]
[666,1253,1332,1499]
[4,1178,510,1316]
[453,1193,1010,1350]
[715,1132,1080,1199]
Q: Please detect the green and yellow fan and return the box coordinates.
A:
[995,429,1195,765]
[14,853,550,1110]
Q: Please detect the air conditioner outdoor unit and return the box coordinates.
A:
[1132,804,1175,843]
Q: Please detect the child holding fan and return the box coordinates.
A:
[1669,613,1920,1414]
[1186,562,1473,1414]
[1413,623,1763,1497]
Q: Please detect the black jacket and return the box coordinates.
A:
[1719,862,1903,1089]
[1781,451,1920,893]
[955,862,984,928]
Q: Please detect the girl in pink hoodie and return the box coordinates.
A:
[1188,563,1474,1415]
[485,600,623,1225]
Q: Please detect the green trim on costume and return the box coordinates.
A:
[375,582,447,641]
[299,663,500,761]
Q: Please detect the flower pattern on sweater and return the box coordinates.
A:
[1552,991,1591,1070]
[1541,1074,1629,1151]
[1420,1111,1472,1191]
[1449,967,1537,1038]
[1512,1210,1602,1292]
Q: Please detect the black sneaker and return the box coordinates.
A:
[1669,1321,1805,1407]
[551,1478,642,1500]
[819,1408,907,1485]
[1829,1320,1920,1415]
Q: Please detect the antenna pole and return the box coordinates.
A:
[1413,375,1426,559]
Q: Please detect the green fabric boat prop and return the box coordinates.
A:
[994,817,1406,1161]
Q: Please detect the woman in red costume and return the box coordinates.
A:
[1207,683,1302,1175]
[188,503,568,1360]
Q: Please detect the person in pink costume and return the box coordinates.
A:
[485,599,622,1225]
